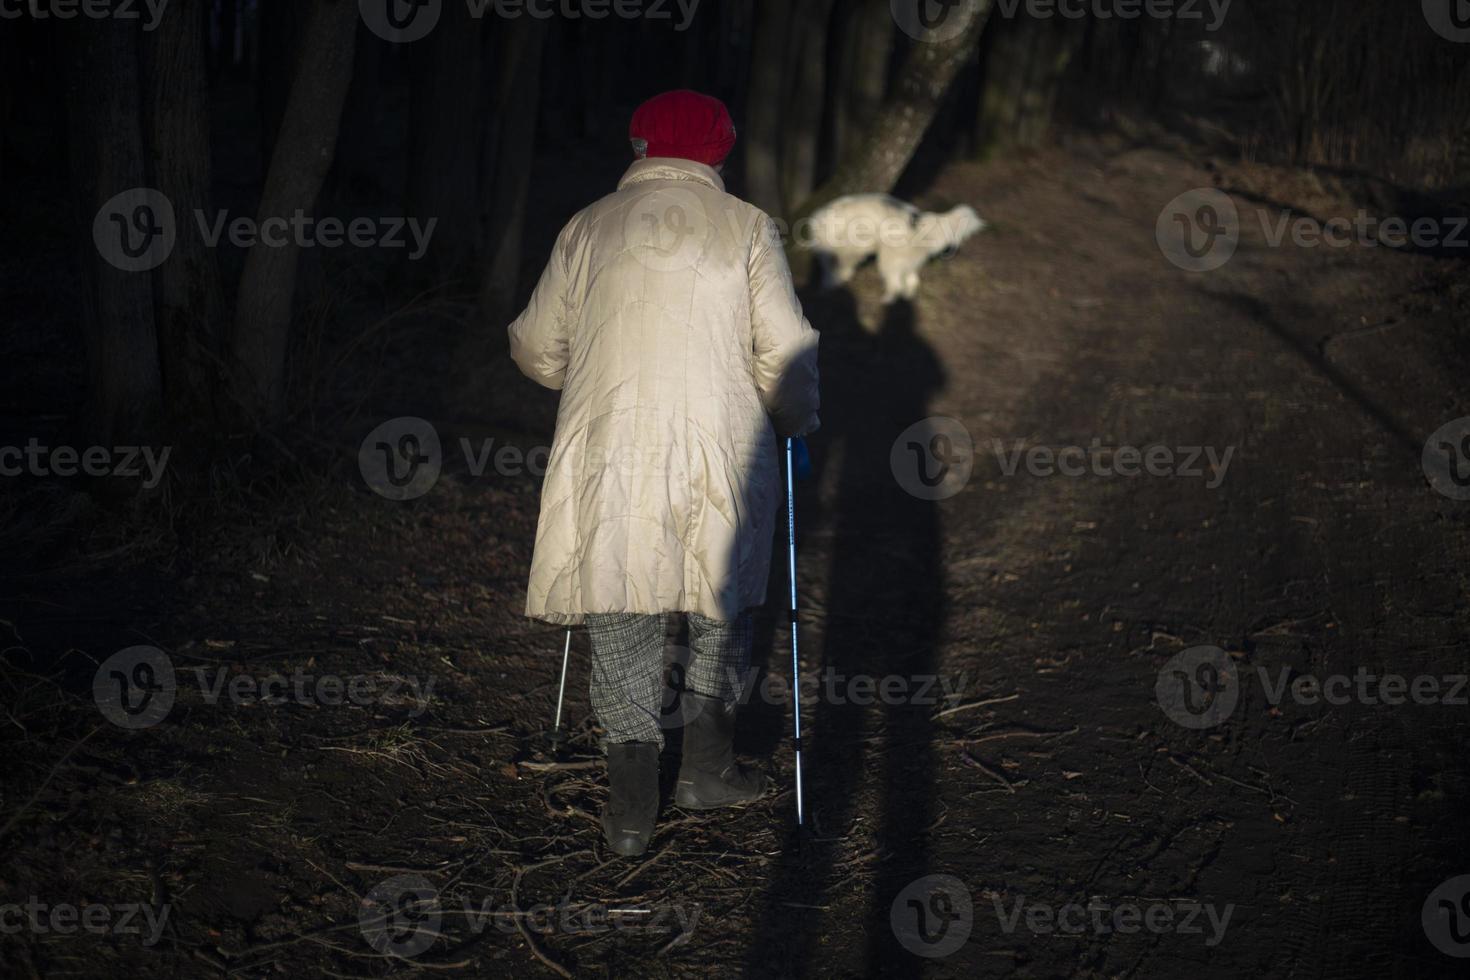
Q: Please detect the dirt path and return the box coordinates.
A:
[4,136,1469,979]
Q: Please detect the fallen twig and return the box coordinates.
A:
[951,725,1079,746]
[519,758,601,772]
[935,693,1020,719]
[0,724,101,841]
[510,857,578,979]
[959,749,1017,793]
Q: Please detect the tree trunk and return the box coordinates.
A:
[831,0,893,163]
[788,0,994,273]
[256,0,306,173]
[335,21,388,201]
[536,18,572,144]
[445,19,550,419]
[231,0,358,423]
[210,0,238,81]
[477,18,550,326]
[679,1,710,88]
[406,4,487,273]
[717,0,752,103]
[743,0,790,214]
[143,0,228,426]
[581,18,618,141]
[973,14,1082,160]
[779,0,837,212]
[64,13,163,449]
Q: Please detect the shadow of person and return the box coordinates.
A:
[742,296,949,977]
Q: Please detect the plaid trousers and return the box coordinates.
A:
[586,612,753,748]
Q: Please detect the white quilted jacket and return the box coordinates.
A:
[508,157,821,625]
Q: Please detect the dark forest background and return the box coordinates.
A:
[3,0,1467,466]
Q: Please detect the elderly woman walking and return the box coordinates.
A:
[508,90,821,856]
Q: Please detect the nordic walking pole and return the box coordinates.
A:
[546,628,572,751]
[785,437,806,829]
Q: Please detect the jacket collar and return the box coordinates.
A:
[618,157,725,193]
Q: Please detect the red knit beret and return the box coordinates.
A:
[629,90,737,167]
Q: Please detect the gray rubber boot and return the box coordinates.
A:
[602,742,659,857]
[674,692,766,809]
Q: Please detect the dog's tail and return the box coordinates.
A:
[917,207,987,258]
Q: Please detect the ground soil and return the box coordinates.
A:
[3,132,1469,979]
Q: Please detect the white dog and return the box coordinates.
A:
[804,194,987,302]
